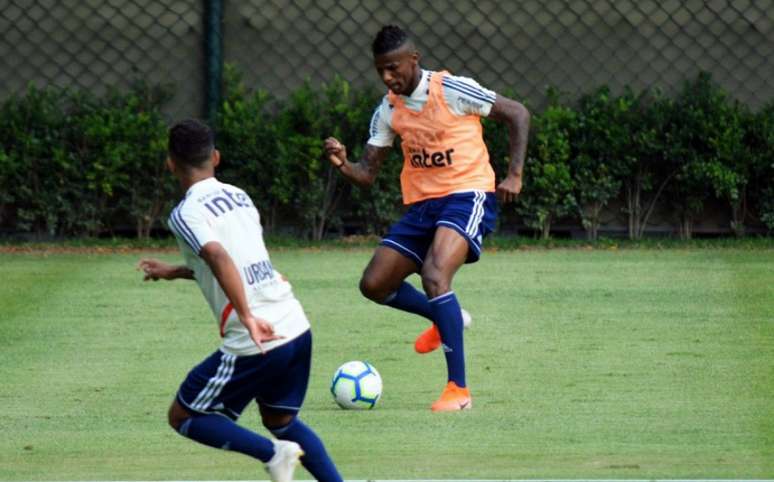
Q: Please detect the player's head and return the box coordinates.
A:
[372,25,420,96]
[167,119,219,175]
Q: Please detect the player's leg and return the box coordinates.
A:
[368,203,473,353]
[170,352,276,462]
[363,245,470,354]
[422,226,470,392]
[359,245,430,314]
[258,331,343,482]
[261,408,341,482]
[422,191,498,411]
[360,200,450,328]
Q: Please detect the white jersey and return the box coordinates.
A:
[167,177,310,356]
[367,69,497,147]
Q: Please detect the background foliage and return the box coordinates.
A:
[0,71,772,240]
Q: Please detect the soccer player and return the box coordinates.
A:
[324,25,529,412]
[139,120,342,482]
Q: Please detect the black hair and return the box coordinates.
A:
[372,25,410,56]
[168,119,214,168]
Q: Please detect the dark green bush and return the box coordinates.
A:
[0,71,771,240]
[216,65,287,231]
[275,77,360,240]
[665,73,752,238]
[748,102,774,232]
[572,87,628,240]
[68,84,172,238]
[0,86,70,236]
[517,103,577,239]
[0,83,171,238]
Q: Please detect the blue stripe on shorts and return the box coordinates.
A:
[176,330,312,420]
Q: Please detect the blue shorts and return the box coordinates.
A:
[381,191,497,266]
[176,330,312,420]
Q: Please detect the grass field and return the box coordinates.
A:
[0,246,773,480]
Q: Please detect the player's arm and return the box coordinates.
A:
[199,242,282,352]
[488,94,530,203]
[138,259,194,281]
[324,139,390,188]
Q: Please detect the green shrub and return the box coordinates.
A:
[517,103,577,239]
[615,89,673,240]
[67,84,172,238]
[0,86,70,236]
[0,73,770,240]
[665,73,751,238]
[0,83,170,238]
[748,102,774,231]
[275,78,347,240]
[572,87,628,240]
[216,64,288,231]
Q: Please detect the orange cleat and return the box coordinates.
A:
[414,324,442,353]
[431,381,472,412]
[414,309,472,354]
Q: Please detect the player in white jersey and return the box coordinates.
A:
[138,119,342,482]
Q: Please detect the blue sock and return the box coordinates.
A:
[270,418,343,482]
[178,414,275,462]
[428,291,466,387]
[383,281,433,321]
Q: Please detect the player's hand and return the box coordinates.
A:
[137,258,175,281]
[496,173,523,203]
[324,137,347,168]
[241,314,284,354]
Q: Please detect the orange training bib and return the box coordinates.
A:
[388,71,495,204]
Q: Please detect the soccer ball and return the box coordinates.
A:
[330,360,382,409]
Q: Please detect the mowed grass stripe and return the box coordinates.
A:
[0,249,772,480]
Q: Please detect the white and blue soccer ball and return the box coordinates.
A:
[330,360,382,409]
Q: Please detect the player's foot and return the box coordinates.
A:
[431,381,472,412]
[265,440,304,482]
[414,309,472,354]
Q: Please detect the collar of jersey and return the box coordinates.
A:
[185,176,219,198]
[402,69,431,100]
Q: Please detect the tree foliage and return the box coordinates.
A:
[0,72,771,239]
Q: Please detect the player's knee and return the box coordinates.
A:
[421,264,450,298]
[259,404,295,431]
[261,412,295,431]
[359,273,388,302]
[167,412,185,432]
[167,401,190,432]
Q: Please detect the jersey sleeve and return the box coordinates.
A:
[167,204,218,255]
[441,74,497,117]
[366,96,396,147]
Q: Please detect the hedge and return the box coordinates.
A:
[0,71,772,240]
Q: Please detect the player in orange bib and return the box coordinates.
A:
[324,25,529,411]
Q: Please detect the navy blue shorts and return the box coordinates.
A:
[381,191,497,266]
[176,330,312,420]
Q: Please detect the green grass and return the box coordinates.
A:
[0,247,772,480]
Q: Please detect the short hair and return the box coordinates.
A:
[372,25,410,56]
[168,119,214,168]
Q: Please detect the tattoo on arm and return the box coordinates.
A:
[343,144,390,187]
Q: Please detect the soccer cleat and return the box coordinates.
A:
[265,440,304,482]
[431,381,473,412]
[414,309,472,354]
